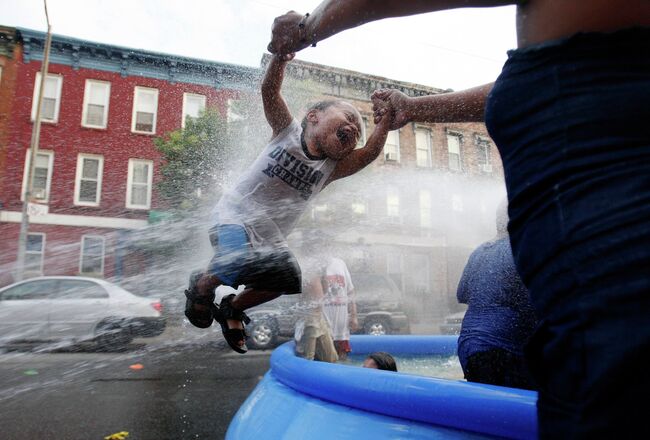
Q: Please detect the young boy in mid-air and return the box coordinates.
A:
[184,52,392,353]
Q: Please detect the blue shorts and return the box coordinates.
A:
[207,224,302,294]
[485,27,650,437]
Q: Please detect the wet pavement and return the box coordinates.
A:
[0,329,273,440]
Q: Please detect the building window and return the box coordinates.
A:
[355,117,368,149]
[31,73,63,123]
[226,98,245,124]
[415,128,432,168]
[452,194,464,212]
[80,235,105,275]
[447,133,462,171]
[82,80,110,128]
[126,159,153,209]
[477,137,492,173]
[25,233,45,274]
[384,130,400,162]
[419,189,431,228]
[21,149,54,202]
[386,187,400,222]
[386,252,403,291]
[131,87,158,134]
[311,202,329,221]
[74,154,103,206]
[409,253,431,294]
[182,93,206,128]
[351,198,368,216]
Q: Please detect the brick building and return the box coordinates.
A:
[0,27,258,286]
[275,57,506,321]
[1,27,505,321]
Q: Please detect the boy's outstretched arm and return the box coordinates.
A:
[325,100,392,185]
[262,53,295,138]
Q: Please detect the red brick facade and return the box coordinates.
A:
[0,28,251,286]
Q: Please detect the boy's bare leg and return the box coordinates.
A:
[315,333,338,363]
[300,328,319,360]
[193,274,283,347]
[225,289,283,346]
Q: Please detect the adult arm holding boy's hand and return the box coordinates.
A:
[267,1,514,55]
[371,84,492,129]
[262,53,296,138]
[325,98,392,185]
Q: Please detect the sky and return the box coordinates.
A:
[1,0,518,91]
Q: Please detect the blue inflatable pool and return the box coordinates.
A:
[227,335,538,439]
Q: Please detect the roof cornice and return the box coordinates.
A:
[16,27,262,90]
[261,53,452,98]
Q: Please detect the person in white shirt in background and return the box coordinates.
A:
[294,253,338,363]
[321,255,357,361]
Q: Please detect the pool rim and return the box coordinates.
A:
[270,335,538,439]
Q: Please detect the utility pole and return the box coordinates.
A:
[15,0,52,281]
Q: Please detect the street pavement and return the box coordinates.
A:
[0,314,442,440]
[0,326,274,440]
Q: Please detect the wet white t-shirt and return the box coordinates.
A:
[322,257,355,341]
[211,119,337,248]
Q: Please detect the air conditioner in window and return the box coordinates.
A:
[480,164,493,173]
[32,188,46,199]
[385,152,398,161]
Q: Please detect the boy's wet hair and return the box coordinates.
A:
[301,100,345,131]
[367,351,398,372]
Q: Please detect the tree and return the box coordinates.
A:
[154,108,236,210]
[154,73,325,212]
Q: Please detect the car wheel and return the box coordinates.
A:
[247,318,277,350]
[364,317,391,336]
[95,321,132,351]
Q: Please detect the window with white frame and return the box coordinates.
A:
[419,189,431,227]
[447,133,462,171]
[22,149,54,202]
[386,187,400,222]
[415,128,432,167]
[31,73,63,123]
[384,130,400,162]
[351,197,368,216]
[80,235,105,274]
[477,137,492,172]
[25,233,45,274]
[452,193,464,212]
[74,154,104,206]
[311,202,329,221]
[410,253,431,294]
[227,98,246,124]
[82,80,110,128]
[355,117,368,149]
[182,93,206,128]
[126,159,153,209]
[386,252,403,291]
[131,87,158,134]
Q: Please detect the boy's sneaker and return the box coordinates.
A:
[184,270,216,328]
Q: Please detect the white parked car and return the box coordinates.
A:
[0,276,165,349]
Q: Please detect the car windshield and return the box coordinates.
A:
[57,280,109,299]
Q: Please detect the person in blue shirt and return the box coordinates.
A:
[457,201,537,390]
